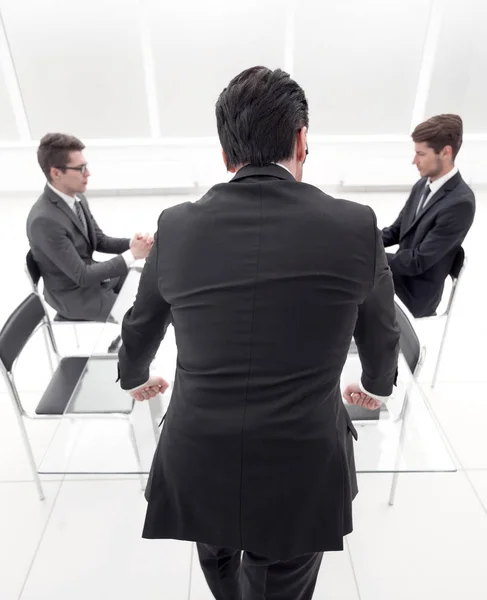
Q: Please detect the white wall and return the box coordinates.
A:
[0,0,486,193]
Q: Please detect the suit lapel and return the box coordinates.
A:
[44,185,91,244]
[400,181,426,236]
[401,172,463,239]
[78,195,96,247]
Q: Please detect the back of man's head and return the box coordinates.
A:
[412,114,463,160]
[216,66,309,170]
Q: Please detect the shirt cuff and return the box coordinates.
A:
[122,249,135,268]
[359,381,390,402]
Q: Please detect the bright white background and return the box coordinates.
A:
[0,0,486,192]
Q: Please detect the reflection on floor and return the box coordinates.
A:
[1,190,486,599]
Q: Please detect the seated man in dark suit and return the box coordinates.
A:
[26,133,153,322]
[382,114,475,318]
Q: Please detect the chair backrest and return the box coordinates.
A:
[394,300,421,375]
[26,250,42,289]
[450,246,465,281]
[0,293,45,373]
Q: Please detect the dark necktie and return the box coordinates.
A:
[74,200,88,235]
[416,184,431,215]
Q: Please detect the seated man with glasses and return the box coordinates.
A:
[26,133,153,323]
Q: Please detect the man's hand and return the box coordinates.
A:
[343,383,381,410]
[130,232,154,260]
[129,375,169,402]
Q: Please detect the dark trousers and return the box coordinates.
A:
[386,253,413,312]
[196,544,323,600]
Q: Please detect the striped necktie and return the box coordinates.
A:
[416,184,431,215]
[74,199,88,235]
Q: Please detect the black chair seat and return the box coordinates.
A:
[36,356,89,415]
[53,314,89,322]
[35,355,133,416]
[53,314,118,324]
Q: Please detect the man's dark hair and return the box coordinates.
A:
[411,114,463,160]
[216,66,309,170]
[37,133,85,181]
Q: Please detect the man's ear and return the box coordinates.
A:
[296,126,308,163]
[443,145,453,161]
[222,148,237,173]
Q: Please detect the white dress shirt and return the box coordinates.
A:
[420,166,459,211]
[47,182,134,267]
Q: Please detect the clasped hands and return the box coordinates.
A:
[130,232,154,260]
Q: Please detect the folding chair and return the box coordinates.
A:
[345,298,426,505]
[0,293,144,501]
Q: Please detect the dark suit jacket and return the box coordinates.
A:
[118,164,400,560]
[26,185,130,321]
[382,172,475,317]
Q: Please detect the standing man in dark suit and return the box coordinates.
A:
[382,114,475,318]
[118,67,400,600]
[26,133,153,322]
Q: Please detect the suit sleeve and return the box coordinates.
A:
[388,200,474,277]
[30,217,128,287]
[118,217,171,390]
[83,198,130,254]
[381,205,405,248]
[382,183,423,248]
[354,208,400,396]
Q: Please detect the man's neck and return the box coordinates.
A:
[429,164,455,183]
[48,181,75,198]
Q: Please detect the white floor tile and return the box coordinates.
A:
[426,383,487,469]
[20,480,192,600]
[0,394,65,482]
[348,472,487,600]
[465,470,487,513]
[0,481,61,600]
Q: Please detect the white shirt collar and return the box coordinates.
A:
[272,162,294,177]
[47,181,78,211]
[427,165,459,196]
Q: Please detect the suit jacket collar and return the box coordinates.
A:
[44,184,92,244]
[402,171,463,238]
[230,164,296,183]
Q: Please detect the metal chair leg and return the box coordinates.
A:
[42,326,56,375]
[73,324,80,349]
[431,311,452,388]
[388,386,412,507]
[388,471,399,506]
[15,410,45,500]
[129,420,146,492]
[4,373,45,500]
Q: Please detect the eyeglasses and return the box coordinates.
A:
[57,163,89,175]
